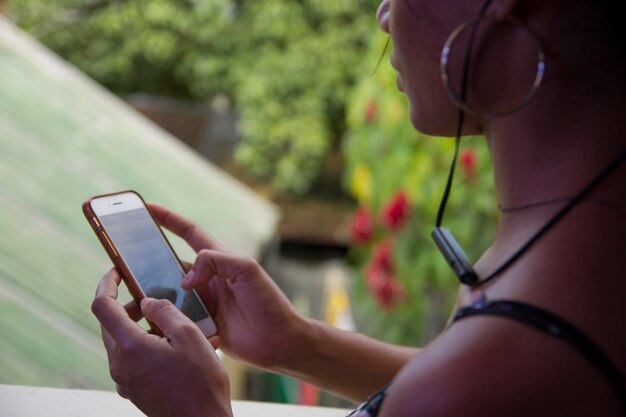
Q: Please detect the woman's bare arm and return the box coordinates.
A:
[274,318,419,402]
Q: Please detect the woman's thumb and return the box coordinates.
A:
[141,298,199,341]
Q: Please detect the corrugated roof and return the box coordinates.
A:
[0,17,279,389]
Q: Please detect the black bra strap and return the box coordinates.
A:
[454,299,625,411]
[346,384,390,417]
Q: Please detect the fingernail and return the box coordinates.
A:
[182,271,195,287]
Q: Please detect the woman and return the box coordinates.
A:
[91,0,626,415]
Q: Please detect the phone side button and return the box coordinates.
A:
[101,233,119,259]
[90,217,102,231]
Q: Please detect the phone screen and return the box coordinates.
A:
[98,206,209,323]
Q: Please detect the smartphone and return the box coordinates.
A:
[83,190,218,338]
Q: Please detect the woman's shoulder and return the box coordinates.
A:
[377,313,623,417]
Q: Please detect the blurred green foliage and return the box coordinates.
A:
[343,30,499,346]
[9,0,379,194]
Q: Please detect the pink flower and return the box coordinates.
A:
[364,100,378,124]
[365,262,387,289]
[381,191,410,231]
[350,207,374,243]
[459,149,478,182]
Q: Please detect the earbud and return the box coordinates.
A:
[432,227,479,285]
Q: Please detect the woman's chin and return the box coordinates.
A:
[409,104,468,138]
[409,107,448,137]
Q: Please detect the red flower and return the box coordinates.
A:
[365,241,405,310]
[381,191,410,231]
[365,263,405,310]
[350,207,374,243]
[459,149,478,182]
[375,279,405,310]
[373,240,394,273]
[364,100,378,124]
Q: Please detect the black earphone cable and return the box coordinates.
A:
[435,0,493,227]
[435,124,463,228]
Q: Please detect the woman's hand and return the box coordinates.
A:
[148,203,311,372]
[91,269,233,417]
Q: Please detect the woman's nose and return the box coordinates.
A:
[377,0,390,33]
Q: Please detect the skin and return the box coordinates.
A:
[92,0,626,415]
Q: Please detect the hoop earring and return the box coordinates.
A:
[440,16,546,118]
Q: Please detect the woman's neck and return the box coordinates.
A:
[490,86,623,195]
[483,82,626,251]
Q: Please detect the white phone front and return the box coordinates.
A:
[87,191,218,338]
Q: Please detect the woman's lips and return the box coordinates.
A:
[390,57,404,92]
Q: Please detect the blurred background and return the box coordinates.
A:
[0,0,498,408]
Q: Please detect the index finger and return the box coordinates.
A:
[91,269,146,343]
[147,203,226,253]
